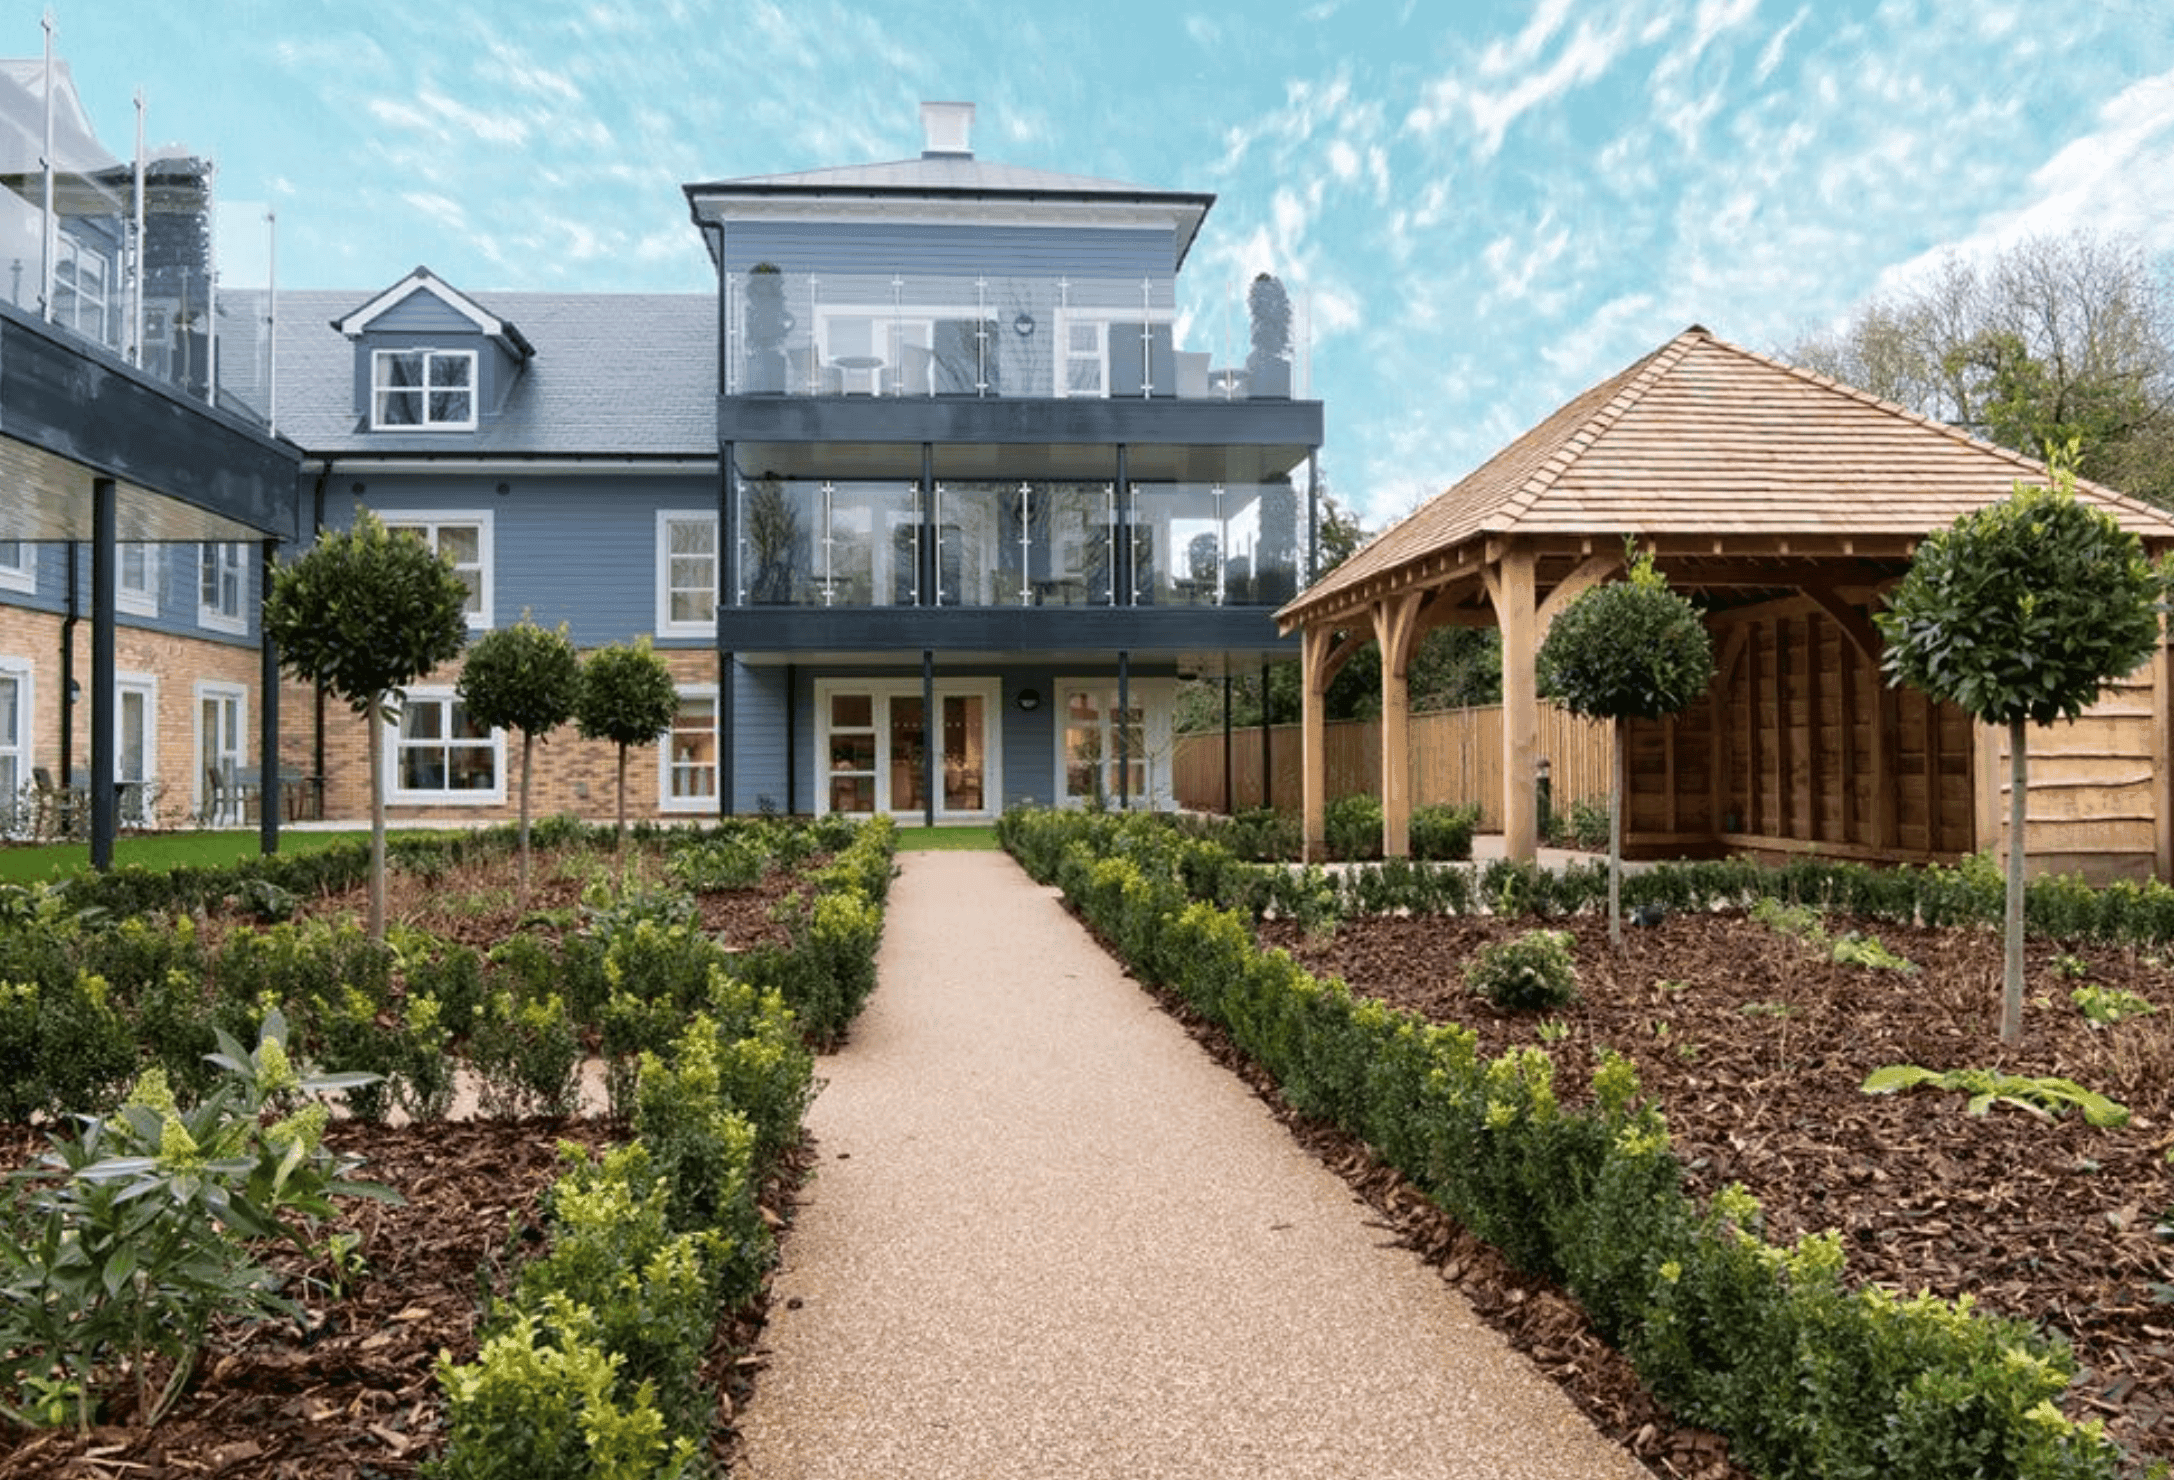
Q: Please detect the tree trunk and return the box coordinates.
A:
[2003,716,2027,1046]
[1609,716,1625,951]
[517,729,534,907]
[367,692,387,942]
[615,743,628,853]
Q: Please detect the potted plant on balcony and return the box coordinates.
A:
[1246,272,1292,399]
[745,263,792,393]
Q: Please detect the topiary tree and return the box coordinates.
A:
[1536,546,1716,949]
[456,615,582,904]
[1874,465,2166,1045]
[263,508,470,940]
[574,637,681,851]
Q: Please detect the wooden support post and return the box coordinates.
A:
[1374,592,1424,858]
[1301,625,1332,861]
[1496,544,1539,861]
[1873,678,1900,851]
[2156,636,2173,882]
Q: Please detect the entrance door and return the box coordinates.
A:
[819,681,998,818]
[196,683,246,825]
[1058,680,1174,809]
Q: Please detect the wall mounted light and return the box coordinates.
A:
[1013,311,1035,338]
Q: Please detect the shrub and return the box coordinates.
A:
[1465,929,1580,1011]
[508,1143,725,1443]
[633,1023,768,1303]
[469,991,583,1119]
[0,972,136,1123]
[1324,793,1384,861]
[426,1294,698,1480]
[1409,802,1481,861]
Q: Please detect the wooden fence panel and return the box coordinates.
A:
[1174,703,1612,829]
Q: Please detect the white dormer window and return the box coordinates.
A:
[372,349,478,430]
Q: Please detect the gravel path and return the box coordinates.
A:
[735,851,1652,1479]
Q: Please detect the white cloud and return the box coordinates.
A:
[1409,15,1634,157]
[1754,7,1809,83]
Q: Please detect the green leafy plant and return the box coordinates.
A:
[1409,801,1481,862]
[1537,546,1716,947]
[456,616,582,905]
[2051,952,2092,980]
[2071,983,2154,1027]
[1464,928,1580,1011]
[1830,930,1918,973]
[263,507,472,940]
[575,638,683,852]
[1876,464,2168,1044]
[1862,1064,2131,1126]
[469,990,583,1119]
[1323,793,1384,862]
[0,1010,395,1429]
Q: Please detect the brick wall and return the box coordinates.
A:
[303,647,726,825]
[1,607,264,828]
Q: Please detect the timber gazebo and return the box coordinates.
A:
[1277,326,2174,881]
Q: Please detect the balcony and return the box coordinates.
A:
[2,131,274,427]
[729,476,1301,612]
[724,267,1307,404]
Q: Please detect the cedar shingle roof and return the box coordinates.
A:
[1281,325,2174,626]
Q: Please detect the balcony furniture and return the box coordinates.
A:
[884,342,934,397]
[1209,367,1249,399]
[830,354,885,394]
[1175,351,1210,399]
[1108,323,1176,398]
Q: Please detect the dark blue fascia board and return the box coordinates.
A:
[715,603,1298,658]
[0,301,303,542]
[718,393,1322,483]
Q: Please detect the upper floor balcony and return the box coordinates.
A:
[723,266,1308,404]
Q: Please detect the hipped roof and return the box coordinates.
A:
[1281,325,2174,629]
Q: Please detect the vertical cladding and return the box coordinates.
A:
[324,473,716,648]
[731,661,791,814]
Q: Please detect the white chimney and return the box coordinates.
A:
[921,101,974,158]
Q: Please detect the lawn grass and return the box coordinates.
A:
[891,824,1000,851]
[0,829,365,884]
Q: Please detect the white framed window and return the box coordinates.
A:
[0,657,30,836]
[657,512,719,636]
[660,686,719,813]
[382,513,492,629]
[198,542,248,634]
[118,543,159,617]
[0,541,35,594]
[814,310,936,396]
[388,690,503,804]
[194,680,248,826]
[117,673,157,826]
[371,349,478,430]
[1061,319,1107,397]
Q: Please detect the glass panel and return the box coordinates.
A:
[829,774,875,814]
[1128,483,1228,607]
[942,695,984,811]
[823,483,919,606]
[448,700,488,740]
[831,694,872,729]
[830,732,876,771]
[448,742,495,790]
[935,484,1002,606]
[0,675,17,738]
[889,697,925,813]
[402,701,444,741]
[119,690,146,781]
[437,526,480,566]
[670,698,717,800]
[1064,691,1102,803]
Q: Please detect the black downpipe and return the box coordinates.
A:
[89,481,117,870]
[259,538,281,856]
[922,649,936,829]
[785,663,797,816]
[1260,661,1272,810]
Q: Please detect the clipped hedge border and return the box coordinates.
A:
[427,817,896,1477]
[1001,808,2145,1480]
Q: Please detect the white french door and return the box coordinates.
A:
[818,680,998,818]
[1057,679,1175,809]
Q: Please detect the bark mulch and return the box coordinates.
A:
[1254,909,2174,1473]
[0,853,816,1478]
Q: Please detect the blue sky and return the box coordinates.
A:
[37,0,2174,531]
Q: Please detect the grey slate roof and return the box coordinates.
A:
[272,289,717,459]
[701,154,1204,201]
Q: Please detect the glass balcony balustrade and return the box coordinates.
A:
[2,97,273,428]
[725,266,1307,403]
[736,477,1299,609]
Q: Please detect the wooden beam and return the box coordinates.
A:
[1494,544,1539,860]
[1801,585,1884,666]
[1839,629,1861,846]
[1778,617,1797,841]
[1746,623,1764,836]
[1374,591,1426,859]
[1806,613,1824,843]
[1300,625,1335,861]
[1536,551,1625,630]
[2158,634,2173,882]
